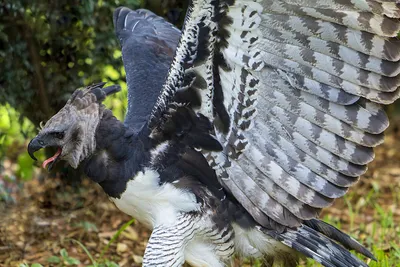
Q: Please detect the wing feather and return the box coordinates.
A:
[113,8,180,131]
[261,13,400,61]
[237,153,322,220]
[261,0,400,36]
[144,0,400,236]
[259,84,385,147]
[258,38,399,91]
[212,0,398,230]
[251,119,358,188]
[258,26,400,77]
[226,159,305,226]
[275,0,400,18]
[260,112,368,177]
[267,75,389,134]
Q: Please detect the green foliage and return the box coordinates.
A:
[99,261,120,267]
[70,239,97,266]
[300,185,400,267]
[19,264,44,267]
[0,106,10,131]
[64,220,135,267]
[0,103,35,150]
[0,0,141,126]
[102,66,127,122]
[73,221,99,232]
[47,255,62,264]
[100,218,135,259]
[0,103,39,184]
[69,239,119,267]
[16,152,35,180]
[46,248,81,266]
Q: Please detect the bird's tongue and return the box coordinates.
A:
[42,147,62,169]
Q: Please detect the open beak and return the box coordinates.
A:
[27,137,44,161]
[28,137,62,171]
[42,147,62,171]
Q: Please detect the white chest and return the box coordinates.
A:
[110,168,200,229]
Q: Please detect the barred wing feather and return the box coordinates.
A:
[149,0,399,230]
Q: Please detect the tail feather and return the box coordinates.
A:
[266,224,371,267]
[304,219,376,260]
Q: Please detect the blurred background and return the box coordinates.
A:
[0,1,399,266]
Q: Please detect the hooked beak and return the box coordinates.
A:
[28,136,63,171]
[27,136,45,161]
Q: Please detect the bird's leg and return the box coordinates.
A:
[143,214,198,267]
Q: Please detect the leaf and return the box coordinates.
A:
[100,218,135,259]
[47,256,61,263]
[0,106,10,131]
[82,221,98,232]
[69,238,97,266]
[60,248,68,259]
[105,261,119,267]
[17,152,35,181]
[66,257,81,265]
[31,264,44,267]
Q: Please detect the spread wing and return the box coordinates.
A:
[113,7,180,132]
[147,0,400,229]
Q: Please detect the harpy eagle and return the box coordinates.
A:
[28,0,400,266]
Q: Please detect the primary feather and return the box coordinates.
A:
[114,8,180,132]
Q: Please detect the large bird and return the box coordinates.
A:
[28,1,400,266]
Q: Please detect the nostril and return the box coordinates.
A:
[38,140,45,146]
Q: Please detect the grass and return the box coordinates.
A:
[299,149,400,267]
[300,203,400,267]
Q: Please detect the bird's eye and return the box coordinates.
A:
[52,132,65,140]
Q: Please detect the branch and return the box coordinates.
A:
[20,23,53,119]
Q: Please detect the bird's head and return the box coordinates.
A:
[28,82,121,170]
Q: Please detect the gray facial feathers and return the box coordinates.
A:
[33,83,121,168]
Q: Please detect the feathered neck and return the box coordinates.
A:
[83,109,151,197]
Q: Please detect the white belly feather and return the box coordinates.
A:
[110,168,200,229]
[109,168,291,266]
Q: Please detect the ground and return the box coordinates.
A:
[1,131,399,267]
